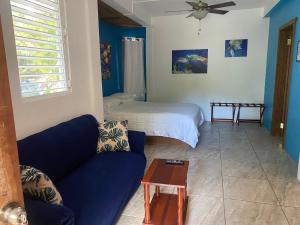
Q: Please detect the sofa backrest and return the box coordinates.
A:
[17,115,99,183]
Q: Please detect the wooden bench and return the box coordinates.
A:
[210,102,238,125]
[236,103,265,126]
[210,102,265,126]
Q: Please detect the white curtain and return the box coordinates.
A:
[123,38,145,100]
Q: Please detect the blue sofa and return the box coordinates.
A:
[17,115,146,225]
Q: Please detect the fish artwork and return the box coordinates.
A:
[172,49,208,74]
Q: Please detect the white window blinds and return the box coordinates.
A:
[10,0,70,98]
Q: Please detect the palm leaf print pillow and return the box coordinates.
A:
[97,120,130,153]
[20,165,63,206]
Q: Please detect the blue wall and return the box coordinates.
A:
[264,0,300,161]
[99,21,146,97]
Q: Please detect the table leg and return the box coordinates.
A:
[155,186,160,197]
[178,188,183,225]
[144,184,151,224]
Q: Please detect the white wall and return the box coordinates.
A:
[0,0,104,139]
[148,8,269,121]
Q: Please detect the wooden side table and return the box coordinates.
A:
[141,159,189,225]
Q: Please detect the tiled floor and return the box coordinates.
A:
[117,123,300,225]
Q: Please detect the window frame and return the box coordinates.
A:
[11,0,72,101]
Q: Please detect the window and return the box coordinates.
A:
[10,0,71,98]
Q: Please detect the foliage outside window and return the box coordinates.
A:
[10,0,70,98]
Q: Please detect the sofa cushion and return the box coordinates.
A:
[97,120,130,153]
[25,199,74,225]
[20,165,63,205]
[18,115,99,183]
[56,152,146,225]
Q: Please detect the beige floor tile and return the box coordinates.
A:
[222,159,266,179]
[122,187,145,218]
[217,124,245,133]
[135,123,300,225]
[219,131,247,137]
[150,146,186,160]
[185,148,220,161]
[220,138,251,150]
[221,148,258,163]
[255,150,291,164]
[200,122,219,132]
[187,175,223,197]
[223,176,278,204]
[188,159,222,177]
[244,125,269,133]
[262,162,298,182]
[225,199,289,225]
[116,215,143,225]
[271,180,300,207]
[251,138,282,152]
[283,207,300,225]
[197,138,220,150]
[186,196,225,225]
[219,130,247,138]
[199,128,219,138]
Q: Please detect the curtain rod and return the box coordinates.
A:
[122,37,144,42]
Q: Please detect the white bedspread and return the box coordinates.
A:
[105,101,204,148]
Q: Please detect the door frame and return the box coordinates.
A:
[271,18,297,146]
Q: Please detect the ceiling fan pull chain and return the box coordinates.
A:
[198,20,202,35]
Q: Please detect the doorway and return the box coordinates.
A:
[272,18,297,145]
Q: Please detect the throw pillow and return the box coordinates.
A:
[97,120,130,153]
[20,165,63,206]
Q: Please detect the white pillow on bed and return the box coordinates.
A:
[121,98,136,104]
[110,93,137,101]
[103,96,121,113]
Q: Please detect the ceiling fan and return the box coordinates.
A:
[167,1,236,20]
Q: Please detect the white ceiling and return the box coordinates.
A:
[133,0,270,17]
[103,0,279,26]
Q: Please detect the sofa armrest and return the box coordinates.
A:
[128,130,146,156]
[25,199,75,225]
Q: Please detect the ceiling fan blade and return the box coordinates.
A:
[186,1,200,8]
[208,1,236,9]
[166,10,194,13]
[208,9,229,14]
[186,13,195,18]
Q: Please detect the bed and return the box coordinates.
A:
[104,94,204,148]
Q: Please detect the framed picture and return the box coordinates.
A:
[297,41,300,62]
[225,39,248,57]
[100,42,112,80]
[172,49,208,74]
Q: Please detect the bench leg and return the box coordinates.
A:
[211,105,214,124]
[232,106,236,126]
[237,106,241,126]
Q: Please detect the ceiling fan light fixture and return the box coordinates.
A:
[191,10,209,20]
[168,0,236,20]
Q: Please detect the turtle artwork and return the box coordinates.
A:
[225,39,248,57]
